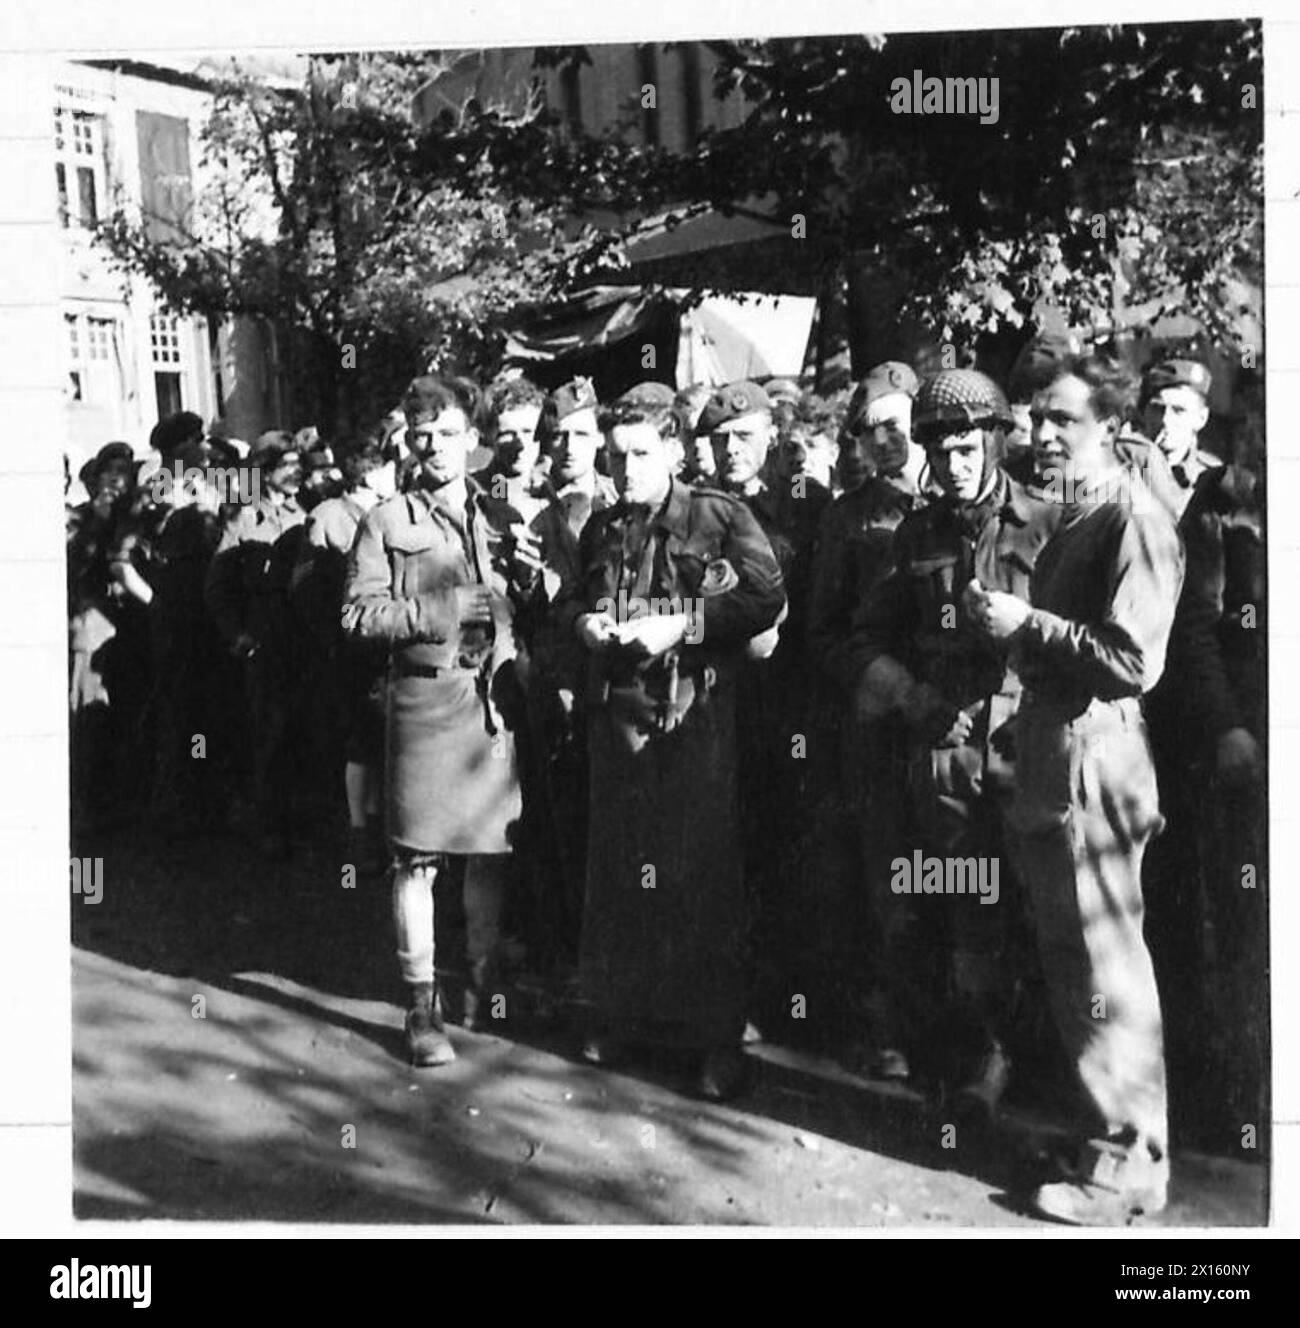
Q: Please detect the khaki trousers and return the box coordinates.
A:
[1009,696,1168,1163]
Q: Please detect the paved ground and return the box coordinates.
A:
[71,826,1268,1227]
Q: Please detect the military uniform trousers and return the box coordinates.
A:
[1008,695,1168,1161]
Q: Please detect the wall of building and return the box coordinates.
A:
[50,61,295,459]
[54,61,220,460]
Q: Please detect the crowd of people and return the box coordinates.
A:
[66,335,1265,1225]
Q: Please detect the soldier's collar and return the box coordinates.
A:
[411,476,472,523]
[653,478,693,537]
[550,472,599,502]
[746,481,778,516]
[870,473,920,503]
[999,471,1036,525]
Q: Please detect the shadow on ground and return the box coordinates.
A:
[70,824,1268,1226]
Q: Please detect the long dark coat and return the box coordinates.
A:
[563,479,785,1046]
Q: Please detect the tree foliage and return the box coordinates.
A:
[583,23,1262,359]
[98,52,624,431]
[97,23,1262,433]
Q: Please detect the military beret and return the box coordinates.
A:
[1142,357,1212,402]
[913,369,1013,441]
[842,361,919,435]
[696,380,773,435]
[614,380,676,410]
[550,375,601,421]
[861,361,919,405]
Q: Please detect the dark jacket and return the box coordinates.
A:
[204,495,307,651]
[849,472,1063,710]
[807,476,923,693]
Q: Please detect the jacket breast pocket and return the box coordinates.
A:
[387,527,437,597]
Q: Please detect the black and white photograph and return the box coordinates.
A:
[0,1,1283,1247]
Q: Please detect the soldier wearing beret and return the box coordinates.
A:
[698,379,832,1032]
[696,381,786,1030]
[205,432,310,858]
[805,360,926,1075]
[673,383,717,483]
[560,390,786,1099]
[1142,357,1263,1145]
[1139,357,1223,520]
[698,380,785,558]
[848,369,1063,1113]
[529,376,619,600]
[342,375,541,1066]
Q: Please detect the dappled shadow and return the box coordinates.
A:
[70,821,1266,1226]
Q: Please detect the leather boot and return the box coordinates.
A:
[405,982,455,1066]
[953,1037,1011,1123]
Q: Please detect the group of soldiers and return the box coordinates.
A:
[66,337,1265,1225]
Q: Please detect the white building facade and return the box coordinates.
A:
[54,60,281,464]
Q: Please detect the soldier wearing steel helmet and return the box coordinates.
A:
[846,368,1062,1114]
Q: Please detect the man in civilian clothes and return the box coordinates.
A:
[967,354,1184,1224]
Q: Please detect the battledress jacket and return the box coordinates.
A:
[341,479,529,855]
[848,472,1064,820]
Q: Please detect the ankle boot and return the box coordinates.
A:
[405,982,455,1066]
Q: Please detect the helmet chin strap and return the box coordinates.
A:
[971,468,1000,505]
